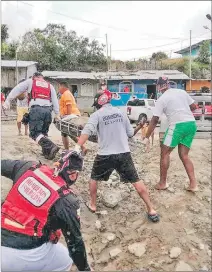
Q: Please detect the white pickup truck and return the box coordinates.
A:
[127,98,156,123]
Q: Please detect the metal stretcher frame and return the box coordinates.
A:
[54,119,98,143]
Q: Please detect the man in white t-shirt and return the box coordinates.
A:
[144,77,198,192]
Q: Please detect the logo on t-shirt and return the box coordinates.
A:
[18,177,51,207]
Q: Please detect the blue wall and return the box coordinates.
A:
[181,43,212,57]
[108,79,185,106]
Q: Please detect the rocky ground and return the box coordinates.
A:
[1,120,211,272]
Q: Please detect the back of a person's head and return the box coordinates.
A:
[33,72,43,78]
[59,81,69,89]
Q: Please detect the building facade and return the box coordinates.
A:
[175,39,212,58]
[1,60,37,91]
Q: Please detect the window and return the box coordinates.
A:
[119,81,134,93]
[81,82,94,97]
[147,100,155,107]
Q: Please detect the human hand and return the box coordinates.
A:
[3,101,10,110]
[53,114,60,123]
[74,144,82,154]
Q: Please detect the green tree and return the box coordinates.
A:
[18,23,107,71]
[196,40,210,64]
[1,24,9,43]
[151,51,168,61]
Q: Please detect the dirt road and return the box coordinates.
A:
[1,120,211,271]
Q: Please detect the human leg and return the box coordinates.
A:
[29,106,59,159]
[178,121,197,191]
[61,133,69,150]
[88,155,113,212]
[115,153,159,221]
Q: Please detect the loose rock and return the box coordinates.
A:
[106,233,116,241]
[95,220,101,230]
[109,248,122,259]
[128,242,146,257]
[170,247,182,259]
[102,189,122,208]
[198,243,205,250]
[175,261,193,271]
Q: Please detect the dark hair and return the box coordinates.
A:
[33,72,43,77]
[59,81,69,88]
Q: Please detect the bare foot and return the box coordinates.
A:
[185,186,199,192]
[155,182,169,190]
[85,202,96,213]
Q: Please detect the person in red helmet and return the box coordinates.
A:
[3,73,60,160]
[1,151,91,271]
[74,90,160,223]
[144,76,198,192]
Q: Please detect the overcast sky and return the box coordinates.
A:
[2,1,211,60]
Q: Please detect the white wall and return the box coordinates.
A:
[27,64,37,78]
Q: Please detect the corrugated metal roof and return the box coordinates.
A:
[1,60,38,68]
[42,70,189,80]
[175,39,212,54]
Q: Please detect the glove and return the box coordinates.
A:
[2,101,10,110]
[74,144,82,154]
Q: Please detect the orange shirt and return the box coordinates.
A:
[59,90,81,116]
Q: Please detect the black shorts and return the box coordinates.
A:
[91,152,139,183]
[61,132,68,137]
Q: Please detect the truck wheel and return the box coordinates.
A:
[137,113,147,125]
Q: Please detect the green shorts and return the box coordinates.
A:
[163,121,197,148]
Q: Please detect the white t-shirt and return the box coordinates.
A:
[153,88,195,126]
[160,114,169,133]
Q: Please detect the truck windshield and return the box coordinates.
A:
[147,100,155,107]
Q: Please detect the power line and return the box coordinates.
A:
[112,32,210,52]
[18,1,191,41]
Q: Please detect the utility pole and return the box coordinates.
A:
[189,30,192,92]
[105,34,109,72]
[110,44,112,71]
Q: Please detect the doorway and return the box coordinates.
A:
[147,85,156,99]
[71,85,78,102]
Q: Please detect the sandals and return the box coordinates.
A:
[85,202,96,213]
[147,213,160,223]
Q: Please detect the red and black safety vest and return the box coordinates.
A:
[31,77,51,101]
[1,165,72,241]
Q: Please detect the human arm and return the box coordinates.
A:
[145,99,164,139]
[50,85,60,115]
[122,112,134,138]
[1,160,36,183]
[57,196,91,271]
[186,93,196,111]
[4,79,31,108]
[76,113,99,149]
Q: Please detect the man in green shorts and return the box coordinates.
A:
[143,76,198,192]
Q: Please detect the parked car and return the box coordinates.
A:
[127,98,156,123]
[190,93,212,120]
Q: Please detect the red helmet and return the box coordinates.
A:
[157,76,169,92]
[92,90,112,109]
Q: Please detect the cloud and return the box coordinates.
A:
[2,1,211,60]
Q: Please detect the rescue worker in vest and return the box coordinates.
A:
[1,151,91,271]
[3,72,60,160]
[74,90,160,223]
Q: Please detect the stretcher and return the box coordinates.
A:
[54,115,98,143]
